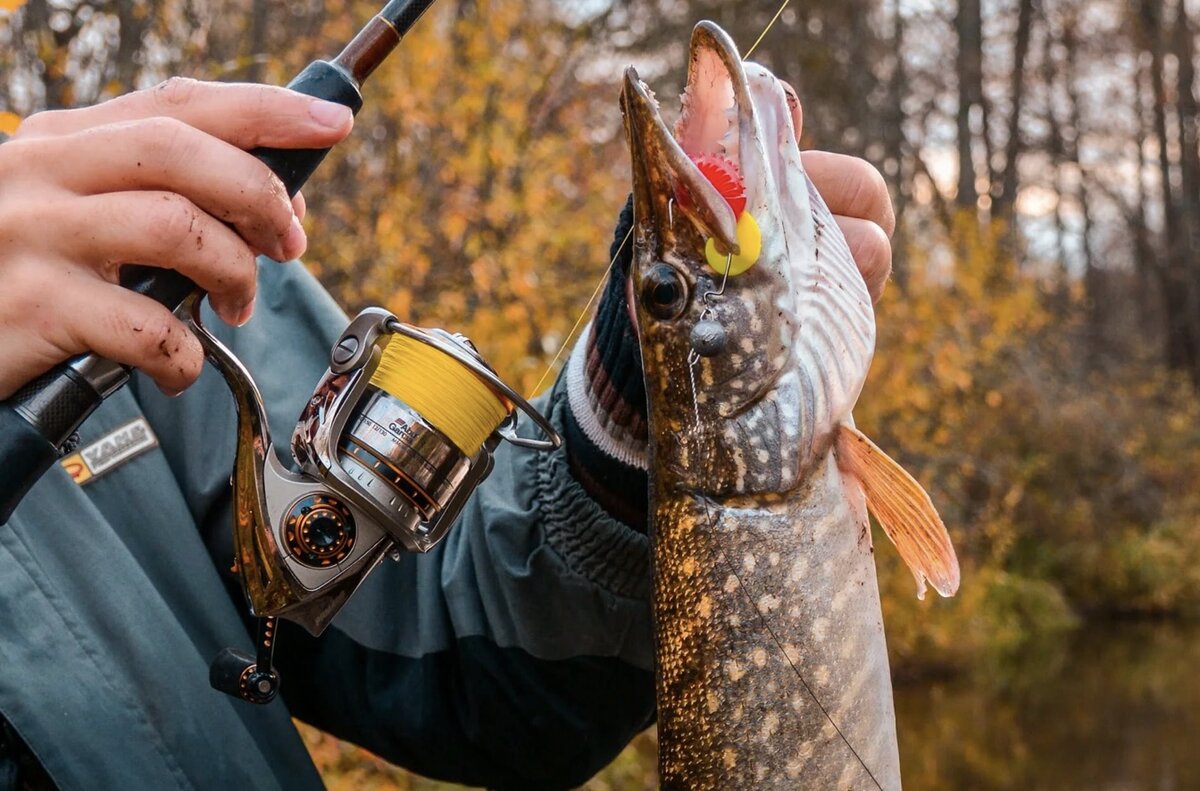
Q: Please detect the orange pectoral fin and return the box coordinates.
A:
[835,423,960,599]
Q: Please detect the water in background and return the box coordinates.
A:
[894,621,1200,791]
[309,621,1200,789]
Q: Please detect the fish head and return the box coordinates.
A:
[622,21,876,495]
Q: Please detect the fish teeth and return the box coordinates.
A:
[641,81,661,109]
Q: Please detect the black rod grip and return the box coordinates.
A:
[253,61,365,197]
[133,59,367,312]
[0,405,59,524]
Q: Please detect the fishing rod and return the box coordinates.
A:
[0,0,436,523]
[0,0,562,704]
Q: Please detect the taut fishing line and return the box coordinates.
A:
[525,0,790,399]
[527,228,629,398]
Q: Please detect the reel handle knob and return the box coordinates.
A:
[209,647,280,705]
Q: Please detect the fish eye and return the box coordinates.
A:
[641,263,689,321]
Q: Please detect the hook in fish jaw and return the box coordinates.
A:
[690,262,732,358]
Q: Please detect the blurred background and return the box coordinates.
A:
[3,0,1200,787]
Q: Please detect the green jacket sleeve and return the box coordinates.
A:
[132,257,655,790]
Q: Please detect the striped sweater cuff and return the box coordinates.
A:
[562,198,650,532]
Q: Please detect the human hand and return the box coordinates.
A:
[803,150,894,303]
[0,78,353,399]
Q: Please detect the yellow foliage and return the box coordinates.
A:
[0,111,20,135]
[858,212,1200,674]
[291,0,627,398]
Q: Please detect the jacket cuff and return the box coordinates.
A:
[538,378,650,600]
[561,197,650,533]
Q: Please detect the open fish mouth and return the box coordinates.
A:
[621,24,746,256]
[620,21,805,432]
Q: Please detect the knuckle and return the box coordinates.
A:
[856,224,892,282]
[257,165,289,208]
[128,311,198,386]
[251,84,274,118]
[218,243,258,297]
[250,165,291,229]
[234,247,259,291]
[11,109,61,138]
[152,77,201,111]
[855,220,891,261]
[0,137,42,180]
[139,115,192,158]
[847,159,887,212]
[151,194,201,251]
[3,260,42,309]
[136,311,178,359]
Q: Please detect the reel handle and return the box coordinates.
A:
[209,617,281,704]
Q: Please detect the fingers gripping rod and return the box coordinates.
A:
[0,0,437,524]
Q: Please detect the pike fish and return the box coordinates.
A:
[621,22,960,790]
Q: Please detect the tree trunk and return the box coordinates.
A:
[115,0,149,91]
[995,0,1034,216]
[1140,0,1195,375]
[886,0,909,288]
[247,0,270,82]
[1132,57,1158,330]
[1039,9,1069,296]
[955,0,983,208]
[1172,1,1200,380]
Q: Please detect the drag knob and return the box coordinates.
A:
[283,494,356,568]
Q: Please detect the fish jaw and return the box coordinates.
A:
[622,21,876,496]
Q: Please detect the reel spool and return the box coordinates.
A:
[292,309,557,555]
[189,304,559,704]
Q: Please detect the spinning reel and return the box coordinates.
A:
[188,299,559,703]
[0,0,559,706]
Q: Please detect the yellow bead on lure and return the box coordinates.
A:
[705,210,762,276]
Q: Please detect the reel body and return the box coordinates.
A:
[187,302,559,702]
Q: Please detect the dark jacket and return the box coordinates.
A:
[0,260,654,790]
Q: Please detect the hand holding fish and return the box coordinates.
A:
[801,150,894,303]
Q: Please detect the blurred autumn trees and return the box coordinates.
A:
[4,0,1200,784]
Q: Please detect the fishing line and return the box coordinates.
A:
[525,0,791,398]
[526,227,631,398]
[745,0,791,59]
[684,355,884,791]
[703,502,885,791]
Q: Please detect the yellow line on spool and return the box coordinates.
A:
[369,334,510,455]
